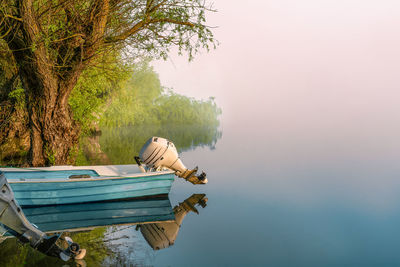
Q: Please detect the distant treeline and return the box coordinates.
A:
[70,60,221,133]
[70,60,222,166]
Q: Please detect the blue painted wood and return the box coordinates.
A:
[6,171,175,206]
[4,170,100,179]
[19,198,175,233]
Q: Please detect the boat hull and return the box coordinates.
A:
[8,173,175,206]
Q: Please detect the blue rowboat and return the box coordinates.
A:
[0,165,175,207]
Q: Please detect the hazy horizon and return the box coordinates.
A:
[152,0,400,135]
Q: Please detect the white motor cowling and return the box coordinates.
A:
[137,137,207,184]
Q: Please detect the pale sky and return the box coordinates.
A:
[153,0,400,132]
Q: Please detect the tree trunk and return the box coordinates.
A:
[28,93,80,166]
[24,74,80,166]
[0,0,79,166]
[20,69,81,167]
[2,0,109,166]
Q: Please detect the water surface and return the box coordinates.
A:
[2,120,400,266]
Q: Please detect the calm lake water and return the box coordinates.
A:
[2,119,400,266]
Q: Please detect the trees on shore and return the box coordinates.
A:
[0,0,216,166]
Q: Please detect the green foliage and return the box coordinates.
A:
[105,0,218,61]
[99,61,162,127]
[68,227,111,266]
[69,57,132,134]
[156,91,221,126]
[8,87,25,109]
[74,141,92,166]
[0,228,111,266]
[100,61,221,129]
[74,60,222,166]
[44,146,55,166]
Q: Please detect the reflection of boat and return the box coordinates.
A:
[1,197,175,235]
[137,194,208,250]
[23,197,175,233]
[1,137,206,206]
[0,193,207,262]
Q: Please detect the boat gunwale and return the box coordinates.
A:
[4,170,175,184]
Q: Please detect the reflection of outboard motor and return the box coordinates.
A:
[137,194,208,250]
[137,137,207,184]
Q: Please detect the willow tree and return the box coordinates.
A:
[0,0,216,166]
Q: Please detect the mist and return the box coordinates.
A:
[152,0,400,137]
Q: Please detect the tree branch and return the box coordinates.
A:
[149,18,195,27]
[105,17,195,44]
[90,0,110,44]
[105,19,148,43]
[4,14,23,22]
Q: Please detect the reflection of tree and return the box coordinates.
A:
[79,124,221,165]
[67,228,111,266]
[0,227,109,266]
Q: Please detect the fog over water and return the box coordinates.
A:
[153,0,400,132]
[153,0,400,207]
[150,1,400,265]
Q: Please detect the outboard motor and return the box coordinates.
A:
[136,137,207,184]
